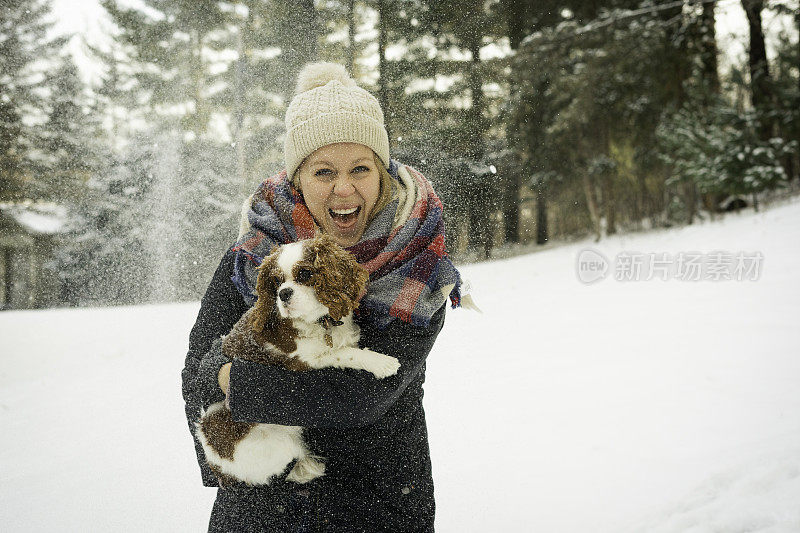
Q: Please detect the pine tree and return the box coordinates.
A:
[212,0,321,195]
[316,0,363,69]
[742,0,774,139]
[101,0,228,138]
[657,103,793,209]
[500,0,560,244]
[88,39,143,150]
[55,134,155,306]
[363,0,508,257]
[507,1,721,239]
[770,4,800,181]
[40,59,100,202]
[0,0,65,200]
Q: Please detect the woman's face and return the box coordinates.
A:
[297,143,381,248]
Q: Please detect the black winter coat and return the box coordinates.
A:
[181,248,446,532]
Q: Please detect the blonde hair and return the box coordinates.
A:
[292,150,395,224]
[371,161,395,220]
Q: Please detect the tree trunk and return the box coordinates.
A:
[465,2,492,254]
[376,0,390,141]
[684,181,698,224]
[598,126,616,236]
[660,1,691,106]
[742,0,773,138]
[535,185,548,245]
[108,59,122,149]
[637,172,651,227]
[466,23,485,159]
[191,29,205,136]
[795,6,799,180]
[468,191,492,260]
[501,0,531,243]
[603,171,616,236]
[582,172,602,241]
[234,22,248,197]
[0,247,9,309]
[278,0,318,100]
[699,0,720,97]
[503,172,521,243]
[347,0,356,73]
[502,0,526,50]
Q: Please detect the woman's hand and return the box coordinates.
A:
[218,362,232,392]
[219,362,233,409]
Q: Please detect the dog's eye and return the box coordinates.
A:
[296,268,313,283]
[271,276,281,287]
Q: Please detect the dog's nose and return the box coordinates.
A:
[278,287,293,303]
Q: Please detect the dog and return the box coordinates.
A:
[195,234,400,486]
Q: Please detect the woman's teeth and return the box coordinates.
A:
[330,207,359,216]
[328,206,361,229]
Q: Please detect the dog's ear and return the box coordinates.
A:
[249,247,280,332]
[310,235,369,321]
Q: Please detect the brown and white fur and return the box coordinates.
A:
[195,234,400,486]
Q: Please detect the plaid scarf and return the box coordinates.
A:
[232,160,461,329]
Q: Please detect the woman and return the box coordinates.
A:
[181,62,461,532]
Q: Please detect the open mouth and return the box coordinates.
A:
[328,206,361,229]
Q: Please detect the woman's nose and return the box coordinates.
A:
[332,177,356,196]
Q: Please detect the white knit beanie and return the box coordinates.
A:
[284,62,390,179]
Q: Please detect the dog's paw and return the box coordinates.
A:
[368,353,401,379]
[287,456,325,484]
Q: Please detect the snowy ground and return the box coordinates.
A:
[2,198,799,532]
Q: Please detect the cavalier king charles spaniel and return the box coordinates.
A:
[196,234,400,486]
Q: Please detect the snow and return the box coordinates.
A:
[2,198,799,532]
[0,202,68,234]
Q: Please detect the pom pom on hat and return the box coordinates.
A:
[284,62,390,179]
[295,62,356,94]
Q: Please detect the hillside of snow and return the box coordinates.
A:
[2,198,799,532]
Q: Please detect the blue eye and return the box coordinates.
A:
[352,165,370,173]
[315,168,333,176]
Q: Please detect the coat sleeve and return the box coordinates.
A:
[181,247,249,486]
[227,303,446,428]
